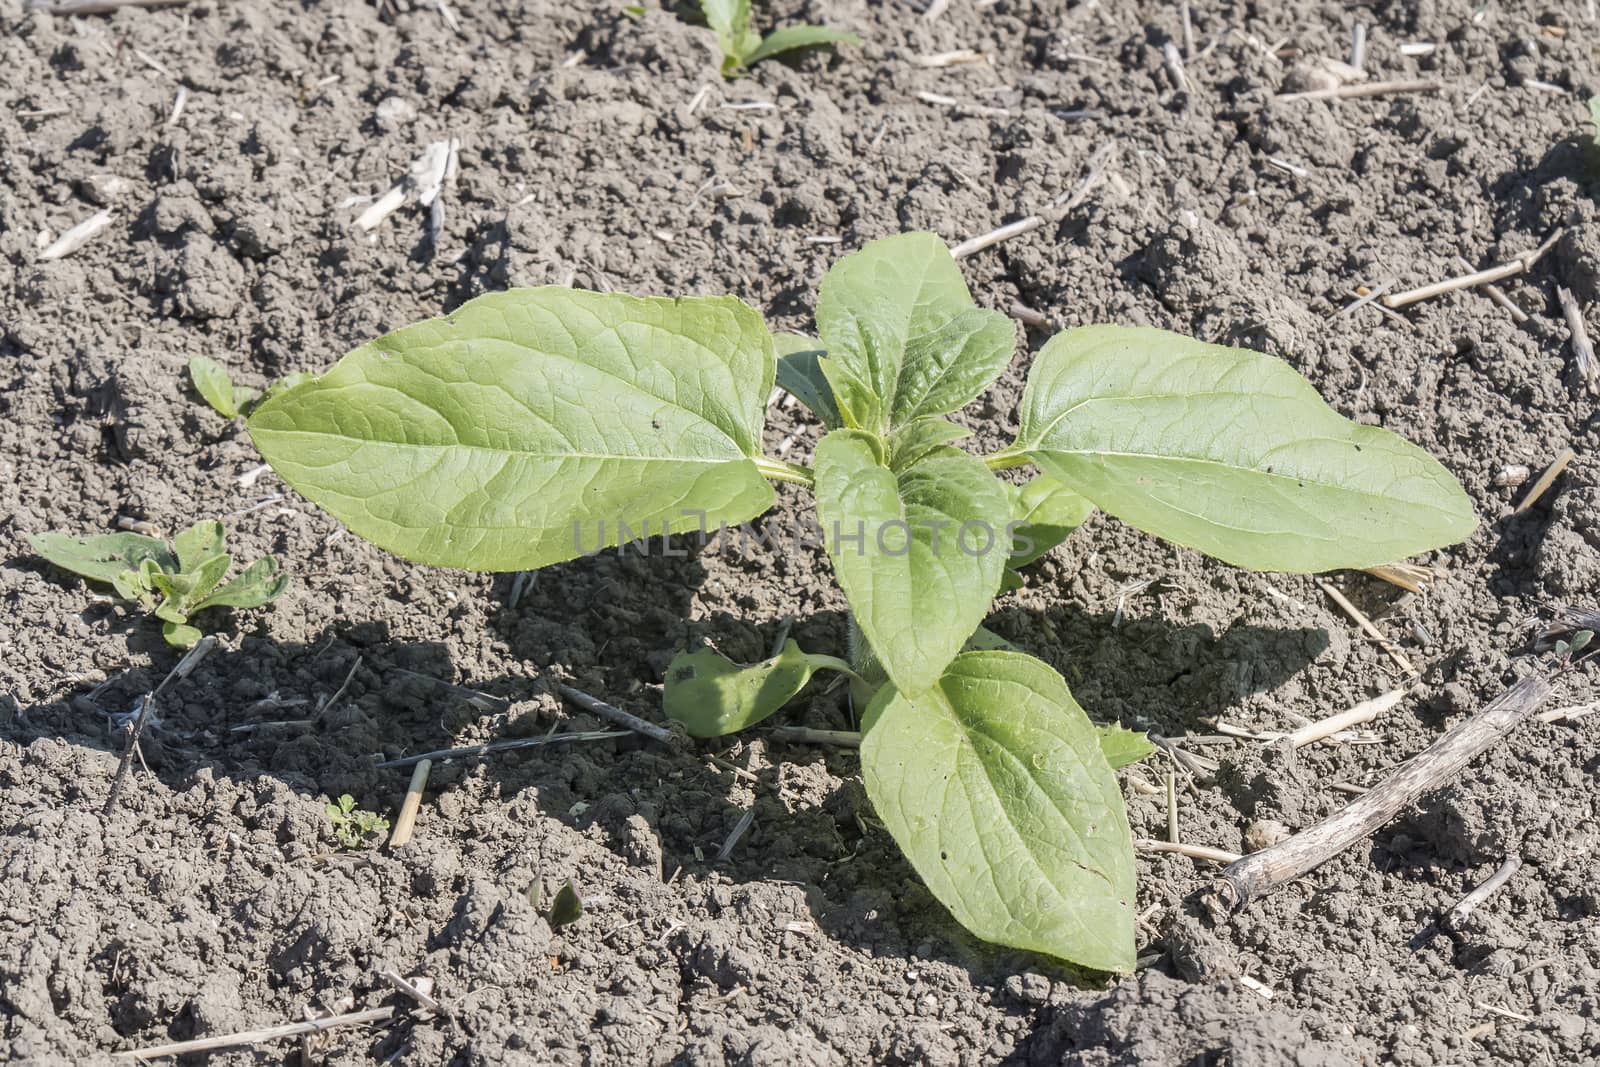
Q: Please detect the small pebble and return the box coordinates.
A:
[1244,819,1292,852]
[1494,463,1531,488]
[375,96,418,130]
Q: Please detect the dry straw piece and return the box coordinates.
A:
[1513,448,1575,514]
[387,759,431,848]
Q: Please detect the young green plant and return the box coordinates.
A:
[30,520,289,648]
[246,233,1476,971]
[701,0,858,76]
[189,356,310,421]
[189,356,260,420]
[325,793,390,850]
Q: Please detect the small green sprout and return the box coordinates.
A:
[700,0,858,77]
[188,356,311,421]
[1554,629,1595,670]
[29,520,288,648]
[189,356,260,420]
[325,794,390,849]
[527,875,585,928]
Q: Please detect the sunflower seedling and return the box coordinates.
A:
[701,0,858,76]
[247,232,1476,970]
[30,520,288,647]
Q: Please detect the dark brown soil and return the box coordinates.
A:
[3,0,1598,1064]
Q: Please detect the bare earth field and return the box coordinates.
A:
[2,0,1598,1063]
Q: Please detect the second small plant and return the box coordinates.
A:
[30,520,288,648]
[700,0,858,76]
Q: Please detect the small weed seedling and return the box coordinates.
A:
[189,356,311,421]
[528,876,586,929]
[700,0,858,77]
[248,233,1476,970]
[30,520,288,647]
[325,794,390,849]
[189,356,259,420]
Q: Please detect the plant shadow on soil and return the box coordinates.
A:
[10,546,1329,988]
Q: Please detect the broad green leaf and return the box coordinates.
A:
[29,531,173,585]
[860,651,1136,971]
[888,417,971,472]
[192,557,290,612]
[814,429,1008,695]
[137,558,168,612]
[149,552,231,619]
[249,288,777,572]
[816,233,1015,433]
[189,356,241,419]
[1008,473,1094,569]
[1097,724,1156,770]
[162,621,203,648]
[744,24,861,67]
[173,521,227,575]
[664,639,854,737]
[773,333,841,429]
[1013,326,1477,572]
[548,880,584,928]
[112,568,151,604]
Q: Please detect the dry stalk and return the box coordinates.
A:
[1318,580,1418,677]
[113,1007,395,1061]
[1556,286,1597,395]
[1136,839,1241,864]
[557,683,676,743]
[1445,854,1521,930]
[1276,78,1441,102]
[387,759,431,848]
[1206,674,1553,914]
[1513,448,1575,514]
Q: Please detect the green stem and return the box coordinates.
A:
[755,456,815,487]
[982,449,1034,472]
[805,653,868,686]
[845,614,887,714]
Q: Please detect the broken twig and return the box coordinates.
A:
[1445,854,1521,930]
[716,809,755,861]
[103,637,217,815]
[387,759,430,848]
[1207,674,1553,914]
[39,209,112,261]
[1318,581,1417,677]
[1512,448,1575,514]
[1136,839,1241,864]
[951,216,1043,259]
[1556,286,1597,395]
[768,726,861,747]
[374,730,628,769]
[1363,562,1438,594]
[1383,231,1562,310]
[1276,79,1442,102]
[1281,688,1406,748]
[556,683,675,743]
[113,1007,394,1061]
